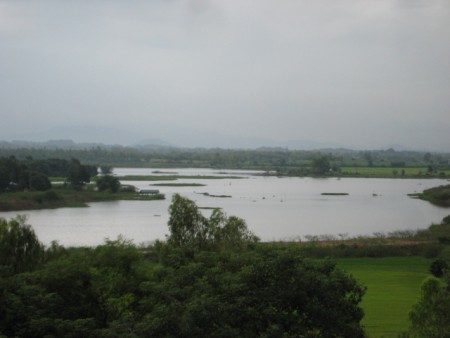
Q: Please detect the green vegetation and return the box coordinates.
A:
[96,175,121,193]
[0,202,366,337]
[337,256,431,337]
[0,185,164,211]
[408,276,450,337]
[340,166,450,178]
[167,194,258,250]
[412,184,450,207]
[321,192,349,196]
[0,158,169,211]
[1,145,449,179]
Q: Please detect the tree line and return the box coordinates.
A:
[1,145,449,173]
[0,157,97,192]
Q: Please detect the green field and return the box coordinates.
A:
[341,167,450,178]
[337,256,431,337]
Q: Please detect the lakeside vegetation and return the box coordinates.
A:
[0,157,165,211]
[0,185,165,211]
[1,144,449,179]
[412,184,450,207]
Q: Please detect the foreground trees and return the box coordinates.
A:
[168,193,259,249]
[0,198,367,337]
[0,216,44,276]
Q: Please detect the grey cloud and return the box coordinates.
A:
[0,0,449,151]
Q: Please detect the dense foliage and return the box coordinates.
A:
[96,175,121,193]
[0,203,367,337]
[408,275,450,337]
[0,157,51,192]
[0,157,97,193]
[416,184,450,207]
[167,193,259,250]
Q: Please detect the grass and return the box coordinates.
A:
[341,167,450,178]
[337,256,431,338]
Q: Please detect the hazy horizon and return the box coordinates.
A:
[1,1,449,151]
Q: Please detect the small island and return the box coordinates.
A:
[410,184,450,207]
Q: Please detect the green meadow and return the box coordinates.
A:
[337,256,431,338]
[341,166,450,178]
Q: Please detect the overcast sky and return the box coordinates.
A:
[1,0,449,150]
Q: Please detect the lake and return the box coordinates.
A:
[0,168,448,247]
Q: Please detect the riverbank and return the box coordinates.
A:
[410,184,450,207]
[0,185,164,211]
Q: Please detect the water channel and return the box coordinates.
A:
[0,168,448,247]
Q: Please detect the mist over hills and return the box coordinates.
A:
[2,125,440,153]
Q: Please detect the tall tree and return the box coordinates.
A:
[66,159,91,190]
[167,194,258,250]
[311,155,331,175]
[409,276,450,337]
[167,194,210,248]
[0,216,44,276]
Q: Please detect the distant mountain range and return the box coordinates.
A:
[2,125,437,152]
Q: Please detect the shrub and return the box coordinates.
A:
[429,258,449,278]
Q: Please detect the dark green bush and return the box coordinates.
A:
[429,258,449,278]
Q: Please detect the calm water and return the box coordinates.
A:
[0,168,448,246]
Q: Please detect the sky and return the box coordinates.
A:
[1,0,449,151]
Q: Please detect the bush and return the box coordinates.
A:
[0,216,44,275]
[429,258,449,278]
[44,190,60,201]
[96,175,120,193]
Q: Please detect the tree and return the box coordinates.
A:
[167,194,211,248]
[363,151,374,166]
[430,258,449,278]
[138,248,366,337]
[409,276,450,337]
[167,194,258,250]
[0,215,44,275]
[209,209,259,249]
[100,165,113,175]
[66,159,91,190]
[96,175,120,193]
[19,171,51,191]
[311,155,331,175]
